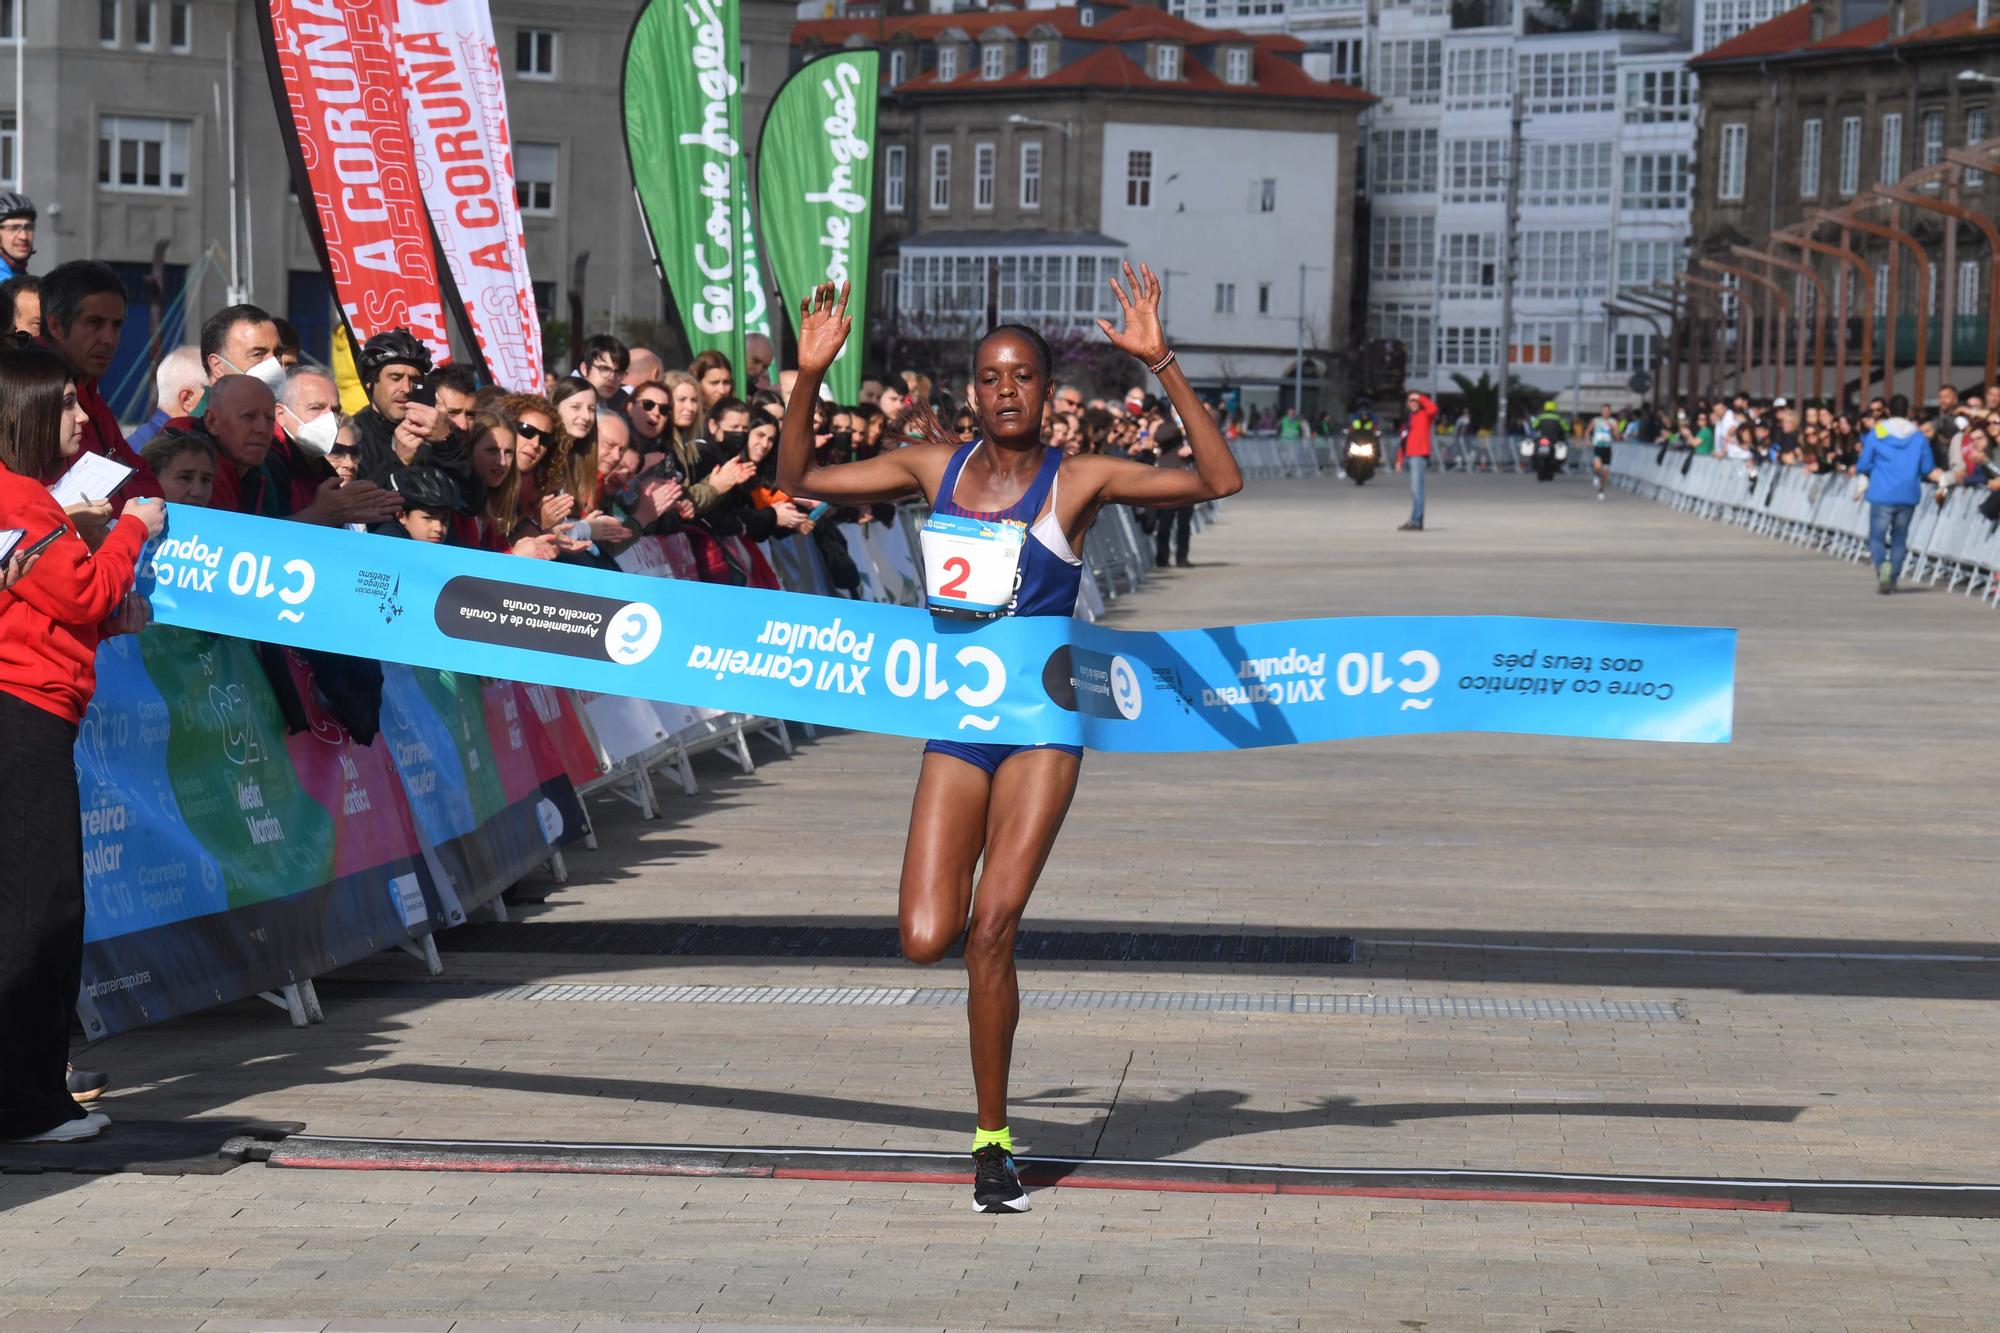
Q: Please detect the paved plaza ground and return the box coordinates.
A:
[4,468,1999,1331]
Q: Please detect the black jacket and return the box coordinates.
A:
[353,405,485,515]
[691,434,781,543]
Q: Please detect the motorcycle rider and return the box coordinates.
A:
[1529,399,1569,482]
[1343,397,1382,484]
[0,194,35,284]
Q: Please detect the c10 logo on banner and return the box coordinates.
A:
[606,603,664,665]
[884,638,1005,731]
[227,554,314,624]
[1332,649,1440,698]
[1109,655,1142,720]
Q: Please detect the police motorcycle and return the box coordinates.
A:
[1341,405,1382,485]
[1519,403,1569,482]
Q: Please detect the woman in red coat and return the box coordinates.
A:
[0,340,164,1144]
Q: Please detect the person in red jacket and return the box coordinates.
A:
[36,261,161,503]
[1395,390,1438,532]
[0,341,165,1144]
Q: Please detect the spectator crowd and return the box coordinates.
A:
[0,205,1236,1144]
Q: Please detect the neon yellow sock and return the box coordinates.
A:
[972,1125,1013,1154]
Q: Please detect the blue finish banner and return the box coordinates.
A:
[143,507,1736,750]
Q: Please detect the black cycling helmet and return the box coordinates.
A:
[392,465,465,514]
[357,327,432,387]
[0,192,35,223]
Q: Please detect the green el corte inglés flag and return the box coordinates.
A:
[757,49,878,404]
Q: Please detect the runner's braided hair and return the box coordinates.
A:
[880,395,959,451]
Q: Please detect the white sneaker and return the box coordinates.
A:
[84,1110,111,1129]
[10,1116,102,1143]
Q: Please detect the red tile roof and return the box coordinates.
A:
[1897,6,2000,44]
[793,2,1364,103]
[1689,3,1810,65]
[1805,12,1889,49]
[1692,0,2000,65]
[796,9,1095,44]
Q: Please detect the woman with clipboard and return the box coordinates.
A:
[0,339,164,1144]
[777,263,1241,1213]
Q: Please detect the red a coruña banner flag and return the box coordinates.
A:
[257,0,452,366]
[388,0,543,392]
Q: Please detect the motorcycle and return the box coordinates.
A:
[1519,432,1567,482]
[1342,429,1380,484]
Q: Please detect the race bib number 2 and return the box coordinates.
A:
[920,513,1026,617]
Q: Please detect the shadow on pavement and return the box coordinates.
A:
[430,912,2000,999]
[364,1062,1802,1159]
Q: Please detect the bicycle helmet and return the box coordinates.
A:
[357,327,432,387]
[0,193,35,222]
[391,465,465,513]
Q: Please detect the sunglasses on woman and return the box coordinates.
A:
[513,419,551,441]
[635,397,670,413]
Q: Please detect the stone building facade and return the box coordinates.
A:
[793,1,1373,407]
[1688,0,2000,399]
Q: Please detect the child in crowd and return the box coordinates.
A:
[138,431,215,508]
[387,466,461,544]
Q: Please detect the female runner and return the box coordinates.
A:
[777,262,1241,1212]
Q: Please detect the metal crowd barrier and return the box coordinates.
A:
[1611,443,2000,604]
[1234,433,1324,480]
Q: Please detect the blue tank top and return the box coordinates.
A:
[934,441,1080,619]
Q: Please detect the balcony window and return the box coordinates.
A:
[516,28,556,79]
[98,114,190,193]
[514,142,558,214]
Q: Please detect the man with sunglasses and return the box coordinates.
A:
[0,194,35,284]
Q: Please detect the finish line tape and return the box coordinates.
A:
[142,505,1737,752]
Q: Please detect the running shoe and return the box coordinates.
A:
[1877,561,1894,594]
[66,1065,108,1103]
[971,1144,1030,1214]
[9,1116,100,1144]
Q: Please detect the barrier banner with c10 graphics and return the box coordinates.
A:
[144,506,1738,750]
[390,0,544,392]
[75,626,588,1038]
[258,0,451,363]
[623,0,769,376]
[758,50,877,405]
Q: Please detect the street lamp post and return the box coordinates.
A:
[1678,271,1738,392]
[1779,224,1875,403]
[1621,286,1680,406]
[1878,143,2000,388]
[1731,244,1827,402]
[1820,204,1931,406]
[1702,258,1789,401]
[1497,81,1524,435]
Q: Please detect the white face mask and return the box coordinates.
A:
[286,407,340,455]
[223,353,287,393]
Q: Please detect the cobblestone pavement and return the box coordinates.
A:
[5,470,1999,1331]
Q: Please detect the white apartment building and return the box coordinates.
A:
[1165,0,1791,407]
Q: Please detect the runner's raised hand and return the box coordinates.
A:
[1097,260,1167,366]
[796,281,852,378]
